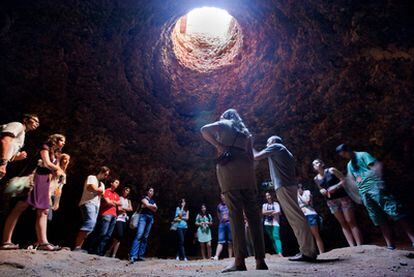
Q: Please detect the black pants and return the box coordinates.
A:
[176,228,187,259]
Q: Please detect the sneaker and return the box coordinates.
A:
[184,257,188,261]
[288,252,317,262]
[211,256,218,261]
[386,245,396,250]
[176,256,180,261]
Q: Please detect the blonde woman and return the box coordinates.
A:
[48,153,70,220]
[1,134,66,251]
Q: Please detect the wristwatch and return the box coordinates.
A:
[0,159,8,166]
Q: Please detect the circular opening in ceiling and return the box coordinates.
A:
[171,7,243,73]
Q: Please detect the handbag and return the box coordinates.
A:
[216,132,239,166]
[170,221,178,231]
[129,210,141,229]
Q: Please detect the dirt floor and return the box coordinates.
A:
[0,245,413,276]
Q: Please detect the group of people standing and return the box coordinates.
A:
[1,114,69,251]
[1,110,414,273]
[201,108,414,272]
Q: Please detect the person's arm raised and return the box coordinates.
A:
[200,122,225,155]
[253,145,276,161]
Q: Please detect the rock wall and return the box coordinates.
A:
[0,0,413,256]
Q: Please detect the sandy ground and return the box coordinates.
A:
[0,245,413,276]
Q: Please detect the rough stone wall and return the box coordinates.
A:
[0,0,413,256]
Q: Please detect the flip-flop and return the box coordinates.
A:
[0,242,19,250]
[36,243,62,251]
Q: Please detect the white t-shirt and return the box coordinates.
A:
[116,196,130,222]
[1,122,26,160]
[298,190,317,216]
[262,202,281,226]
[78,175,105,207]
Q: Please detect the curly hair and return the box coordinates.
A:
[46,134,66,149]
[220,108,251,136]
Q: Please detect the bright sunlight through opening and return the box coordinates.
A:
[185,7,233,39]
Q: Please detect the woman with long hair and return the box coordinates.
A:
[262,191,283,256]
[1,134,66,251]
[201,108,267,272]
[195,204,213,259]
[174,198,189,261]
[107,186,133,258]
[49,153,70,218]
[312,159,363,246]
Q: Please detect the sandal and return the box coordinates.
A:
[36,243,62,251]
[0,242,19,250]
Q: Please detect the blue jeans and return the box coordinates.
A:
[96,214,117,255]
[176,228,187,260]
[130,213,154,259]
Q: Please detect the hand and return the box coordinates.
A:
[52,204,59,211]
[216,144,226,156]
[0,165,6,179]
[320,189,328,196]
[14,151,28,161]
[327,186,336,193]
[55,169,65,177]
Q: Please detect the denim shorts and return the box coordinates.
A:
[305,214,319,226]
[327,196,354,214]
[218,222,232,244]
[80,203,99,232]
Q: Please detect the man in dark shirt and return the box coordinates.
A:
[254,135,317,262]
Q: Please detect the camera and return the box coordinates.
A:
[260,181,274,191]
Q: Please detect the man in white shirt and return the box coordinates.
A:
[73,166,110,252]
[0,114,40,179]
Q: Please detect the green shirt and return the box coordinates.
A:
[347,151,380,193]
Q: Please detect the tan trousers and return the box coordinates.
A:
[276,186,318,258]
[223,189,265,260]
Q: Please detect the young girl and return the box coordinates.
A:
[195,204,213,259]
[262,192,282,256]
[297,184,325,254]
[312,159,363,247]
[174,198,189,261]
